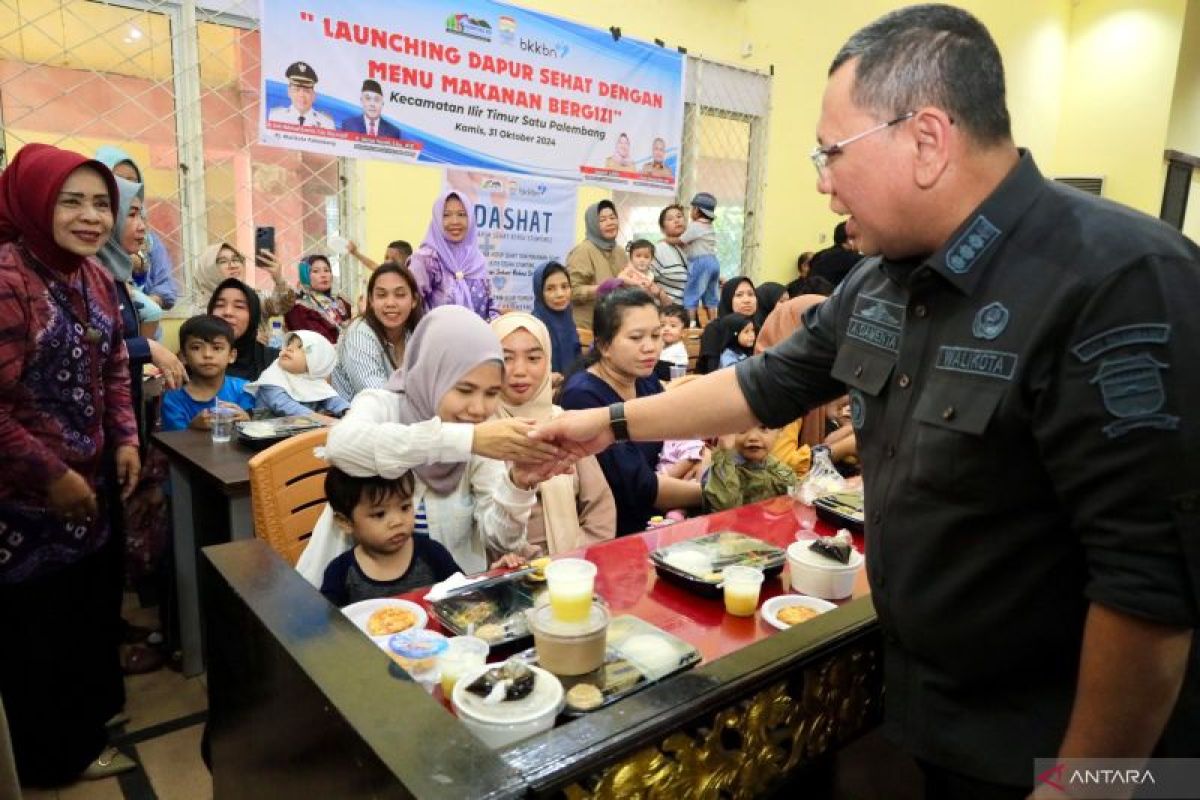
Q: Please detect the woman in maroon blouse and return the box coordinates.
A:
[0,144,142,784]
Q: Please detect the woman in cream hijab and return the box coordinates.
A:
[491,313,616,553]
[188,241,295,342]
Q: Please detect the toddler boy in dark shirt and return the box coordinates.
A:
[319,467,461,607]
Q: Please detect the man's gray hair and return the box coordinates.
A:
[830,4,1012,145]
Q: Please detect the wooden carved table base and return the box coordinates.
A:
[563,642,883,800]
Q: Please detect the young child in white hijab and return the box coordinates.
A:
[247,329,351,417]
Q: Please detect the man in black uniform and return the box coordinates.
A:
[535,5,1198,798]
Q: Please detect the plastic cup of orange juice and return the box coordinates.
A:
[723,566,765,617]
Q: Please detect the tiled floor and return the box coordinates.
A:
[17,598,212,800]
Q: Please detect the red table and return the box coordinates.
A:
[406,496,869,667]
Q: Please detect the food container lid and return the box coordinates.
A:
[528,602,609,638]
[787,541,864,570]
[388,629,448,659]
[452,664,564,725]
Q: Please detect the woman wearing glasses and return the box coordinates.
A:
[187,241,295,343]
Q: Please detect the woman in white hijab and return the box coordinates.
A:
[296,306,569,581]
[491,313,616,553]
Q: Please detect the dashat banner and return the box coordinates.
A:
[259,0,686,194]
[442,169,577,311]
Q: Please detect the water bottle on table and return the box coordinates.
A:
[268,320,285,350]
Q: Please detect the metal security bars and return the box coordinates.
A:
[615,56,772,281]
[0,0,355,309]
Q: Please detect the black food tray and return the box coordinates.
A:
[813,492,865,534]
[649,531,786,600]
[429,570,606,649]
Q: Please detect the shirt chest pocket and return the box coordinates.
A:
[831,346,895,434]
[910,375,1006,498]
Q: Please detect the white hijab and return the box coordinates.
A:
[247,330,339,402]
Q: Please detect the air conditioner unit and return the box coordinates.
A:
[1053,176,1105,196]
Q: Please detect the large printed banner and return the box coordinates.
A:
[443,169,577,311]
[259,0,685,194]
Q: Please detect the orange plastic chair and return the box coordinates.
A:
[248,428,330,566]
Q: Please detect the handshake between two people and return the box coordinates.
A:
[468,410,621,490]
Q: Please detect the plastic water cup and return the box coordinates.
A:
[544,558,598,623]
[669,364,687,381]
[438,636,489,696]
[210,407,236,443]
[327,234,350,255]
[723,565,765,617]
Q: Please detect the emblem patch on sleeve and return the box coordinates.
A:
[1089,353,1180,438]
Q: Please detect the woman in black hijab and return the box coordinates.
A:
[696,276,758,374]
[754,281,787,329]
[206,278,278,381]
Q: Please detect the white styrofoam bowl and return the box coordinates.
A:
[786,541,864,600]
[451,664,563,749]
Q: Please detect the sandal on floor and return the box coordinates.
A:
[81,747,136,780]
[121,643,165,675]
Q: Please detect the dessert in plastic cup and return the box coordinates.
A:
[528,602,609,676]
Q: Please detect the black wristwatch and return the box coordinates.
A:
[608,402,630,441]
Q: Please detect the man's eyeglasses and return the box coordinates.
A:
[810,112,915,176]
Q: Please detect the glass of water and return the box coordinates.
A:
[669,364,687,381]
[210,406,236,443]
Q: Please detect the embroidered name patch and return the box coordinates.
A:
[847,293,905,353]
[972,302,1009,340]
[946,215,1001,274]
[1070,323,1170,363]
[936,346,1018,380]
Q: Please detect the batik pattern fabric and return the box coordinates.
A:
[0,244,138,584]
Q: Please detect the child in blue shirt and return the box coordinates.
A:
[671,192,720,327]
[160,315,255,431]
[246,330,351,418]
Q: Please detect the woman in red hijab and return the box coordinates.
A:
[0,144,142,785]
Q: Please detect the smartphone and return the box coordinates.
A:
[254,225,276,265]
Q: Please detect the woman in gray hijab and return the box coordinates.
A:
[565,200,629,330]
[296,305,572,581]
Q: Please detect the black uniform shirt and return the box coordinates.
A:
[736,151,1200,785]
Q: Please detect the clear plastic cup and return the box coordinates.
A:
[544,558,597,623]
[210,406,236,443]
[722,565,765,617]
[327,234,350,254]
[669,364,687,381]
[438,636,489,696]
